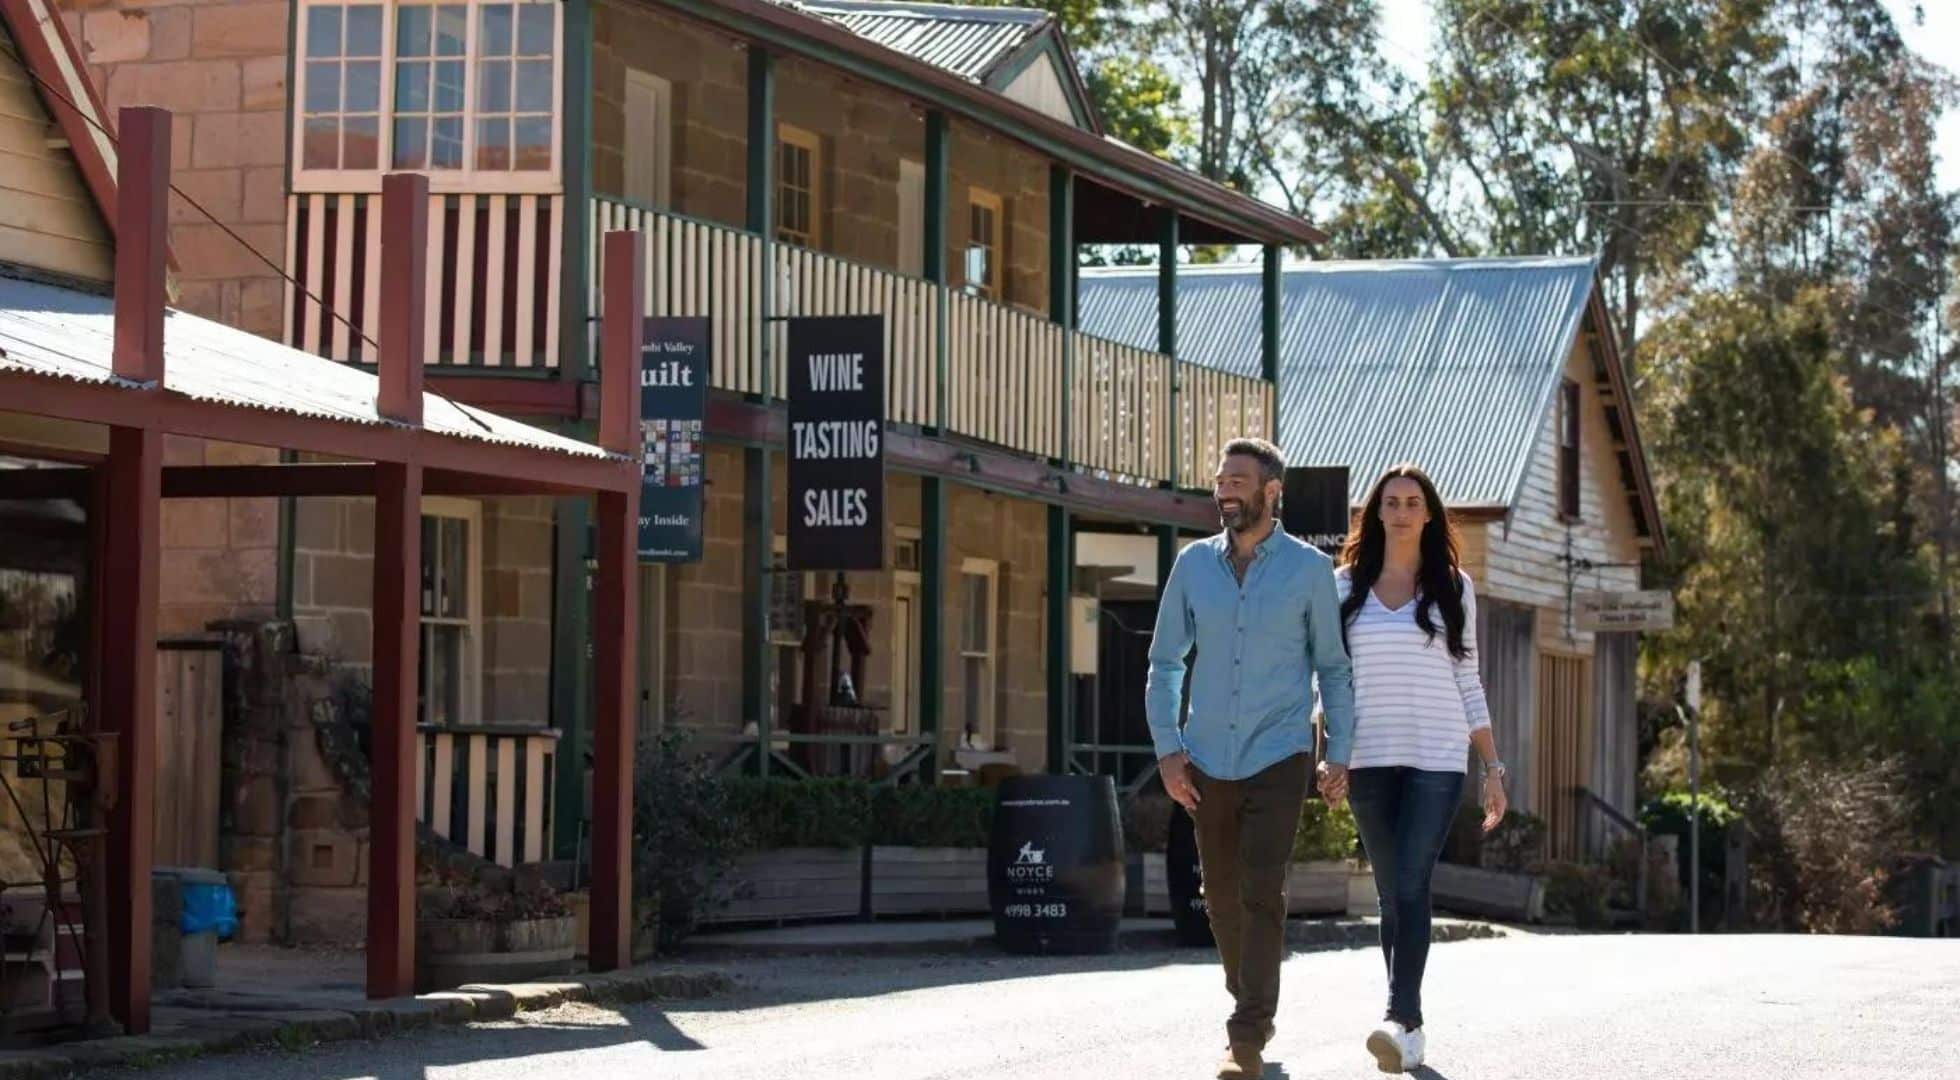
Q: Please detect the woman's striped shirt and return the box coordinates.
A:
[1334,566,1492,773]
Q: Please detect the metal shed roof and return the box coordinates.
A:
[0,271,611,460]
[1078,256,1601,509]
[789,0,1047,82]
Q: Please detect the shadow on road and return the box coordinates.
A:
[1413,1066,1456,1079]
[1262,1061,1291,1078]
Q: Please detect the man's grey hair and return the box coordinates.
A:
[1221,437,1286,485]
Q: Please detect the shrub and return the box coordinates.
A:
[1123,794,1175,854]
[721,776,873,850]
[1480,811,1547,874]
[1639,789,1738,925]
[1735,758,1914,934]
[1292,796,1360,862]
[870,784,994,848]
[633,724,742,949]
[1605,833,1685,930]
[1544,861,1614,929]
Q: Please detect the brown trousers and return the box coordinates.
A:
[1189,752,1312,1048]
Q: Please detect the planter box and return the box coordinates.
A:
[870,846,987,917]
[1346,866,1378,917]
[1432,862,1546,923]
[417,915,575,993]
[702,847,864,926]
[1285,861,1350,916]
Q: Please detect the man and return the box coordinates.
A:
[1146,437,1356,1080]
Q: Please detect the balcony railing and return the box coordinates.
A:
[593,196,1272,487]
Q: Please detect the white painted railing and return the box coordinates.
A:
[1176,361,1275,489]
[285,193,565,368]
[417,725,560,867]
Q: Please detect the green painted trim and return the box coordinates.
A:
[1045,504,1071,773]
[919,477,945,781]
[1262,244,1281,439]
[1049,164,1074,464]
[1156,525,1177,597]
[649,0,1313,244]
[924,111,950,430]
[747,48,774,236]
[1159,213,1179,485]
[274,449,296,621]
[560,0,595,383]
[741,448,773,776]
[550,489,593,858]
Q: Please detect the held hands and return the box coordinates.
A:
[1160,752,1201,813]
[1316,761,1349,807]
[1481,769,1509,832]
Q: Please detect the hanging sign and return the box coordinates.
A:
[1576,590,1676,632]
[787,314,885,571]
[637,316,709,562]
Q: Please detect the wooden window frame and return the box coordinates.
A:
[419,495,483,727]
[776,123,824,249]
[966,186,1004,300]
[291,0,564,195]
[957,556,999,750]
[1558,378,1581,521]
[622,68,674,209]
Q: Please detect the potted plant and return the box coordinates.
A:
[415,837,575,993]
[1286,797,1359,916]
[1432,808,1548,922]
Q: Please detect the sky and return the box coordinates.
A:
[1373,0,1960,191]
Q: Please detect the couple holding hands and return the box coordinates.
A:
[1147,439,1510,1077]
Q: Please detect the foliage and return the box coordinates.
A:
[1480,811,1548,874]
[633,725,742,949]
[870,784,995,849]
[1291,796,1360,862]
[1734,757,1913,933]
[416,831,571,921]
[1543,861,1614,929]
[1122,793,1175,854]
[1606,833,1686,930]
[720,776,873,851]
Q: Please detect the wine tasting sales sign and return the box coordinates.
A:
[638,316,709,562]
[787,314,884,571]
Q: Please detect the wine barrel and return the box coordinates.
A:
[989,775,1125,954]
[1166,804,1214,947]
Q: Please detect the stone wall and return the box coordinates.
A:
[290,496,556,727]
[592,0,747,225]
[948,117,1050,315]
[57,0,290,340]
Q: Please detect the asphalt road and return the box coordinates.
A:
[103,931,1959,1080]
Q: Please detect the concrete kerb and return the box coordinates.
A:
[0,966,733,1078]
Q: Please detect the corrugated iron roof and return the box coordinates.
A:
[0,272,612,460]
[1078,256,1600,508]
[786,0,1047,82]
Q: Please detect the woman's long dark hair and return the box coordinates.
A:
[1338,463,1470,660]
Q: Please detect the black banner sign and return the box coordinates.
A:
[637,316,709,562]
[1282,465,1351,555]
[787,315,884,571]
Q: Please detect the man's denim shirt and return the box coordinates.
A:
[1145,525,1357,780]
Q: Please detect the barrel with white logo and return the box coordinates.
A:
[989,775,1125,954]
[1166,804,1214,946]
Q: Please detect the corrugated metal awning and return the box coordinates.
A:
[1079,256,1601,509]
[786,0,1045,82]
[0,271,611,460]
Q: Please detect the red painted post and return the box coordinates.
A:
[377,173,428,423]
[366,171,431,999]
[103,103,170,1037]
[113,107,168,384]
[588,230,643,970]
[367,460,421,998]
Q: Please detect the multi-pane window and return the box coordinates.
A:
[1558,379,1581,520]
[472,3,554,171]
[293,0,559,189]
[391,4,467,170]
[967,188,1003,299]
[418,501,480,726]
[777,124,822,247]
[958,559,998,749]
[301,4,384,170]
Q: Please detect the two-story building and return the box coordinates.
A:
[53,0,1314,938]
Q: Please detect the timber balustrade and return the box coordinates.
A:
[416,724,561,868]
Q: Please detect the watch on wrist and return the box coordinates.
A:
[1483,760,1507,783]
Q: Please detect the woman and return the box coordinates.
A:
[1316,463,1508,1075]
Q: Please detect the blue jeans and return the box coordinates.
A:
[1347,767,1464,1029]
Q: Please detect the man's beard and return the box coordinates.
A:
[1217,490,1269,532]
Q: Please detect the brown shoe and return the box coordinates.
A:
[1216,1042,1263,1079]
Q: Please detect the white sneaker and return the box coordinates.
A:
[1366,1021,1425,1073]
